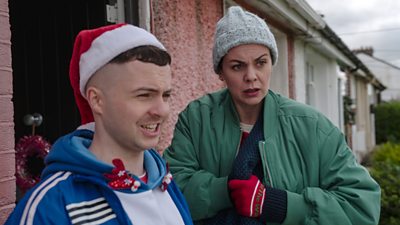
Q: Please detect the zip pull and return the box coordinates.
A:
[260,141,274,188]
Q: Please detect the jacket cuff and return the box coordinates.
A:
[209,176,233,212]
[259,186,287,223]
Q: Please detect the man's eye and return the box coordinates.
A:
[137,93,150,98]
[163,94,171,101]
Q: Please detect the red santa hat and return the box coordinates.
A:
[69,23,166,127]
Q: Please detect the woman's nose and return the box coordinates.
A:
[244,66,257,82]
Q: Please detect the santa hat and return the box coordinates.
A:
[69,23,166,127]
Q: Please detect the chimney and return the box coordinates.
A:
[352,46,374,56]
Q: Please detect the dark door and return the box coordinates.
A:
[10,0,139,200]
[10,0,112,143]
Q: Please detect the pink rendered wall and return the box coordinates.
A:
[0,0,16,223]
[152,0,225,151]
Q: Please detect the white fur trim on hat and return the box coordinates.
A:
[79,25,166,97]
[77,122,95,131]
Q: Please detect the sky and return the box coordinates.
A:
[306,0,400,67]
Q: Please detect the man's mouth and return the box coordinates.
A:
[141,124,158,132]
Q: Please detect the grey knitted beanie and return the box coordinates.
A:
[212,6,278,73]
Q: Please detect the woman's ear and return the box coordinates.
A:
[86,86,103,115]
[218,75,224,81]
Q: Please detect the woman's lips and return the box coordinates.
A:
[243,88,260,97]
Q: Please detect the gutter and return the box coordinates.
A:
[283,0,385,89]
[245,0,354,65]
[243,0,386,90]
[284,0,325,29]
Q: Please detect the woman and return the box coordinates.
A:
[164,6,380,225]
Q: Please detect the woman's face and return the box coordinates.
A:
[220,44,272,111]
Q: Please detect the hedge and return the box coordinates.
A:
[369,142,400,225]
[375,101,400,144]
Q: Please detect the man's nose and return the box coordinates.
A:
[150,97,170,118]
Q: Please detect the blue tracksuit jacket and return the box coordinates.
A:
[6,129,193,225]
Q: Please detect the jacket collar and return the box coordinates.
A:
[217,88,280,141]
[263,90,279,141]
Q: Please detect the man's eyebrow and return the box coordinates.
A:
[132,87,159,93]
[132,87,173,93]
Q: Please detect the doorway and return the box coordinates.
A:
[10,0,112,143]
[9,0,140,200]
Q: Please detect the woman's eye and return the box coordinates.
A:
[137,93,150,98]
[232,64,242,71]
[257,60,267,66]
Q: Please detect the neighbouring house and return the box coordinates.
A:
[341,52,386,161]
[307,31,387,161]
[0,0,385,222]
[354,47,400,102]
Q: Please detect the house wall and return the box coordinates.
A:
[304,47,341,127]
[367,84,376,149]
[338,70,347,132]
[151,0,224,151]
[0,0,16,223]
[293,39,307,104]
[352,77,373,161]
[347,75,376,162]
[269,30,289,96]
[292,40,345,130]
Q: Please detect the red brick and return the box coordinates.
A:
[0,178,16,206]
[0,95,13,121]
[0,204,15,224]
[0,43,12,68]
[0,0,9,13]
[0,70,13,95]
[0,152,15,179]
[0,6,11,43]
[0,122,14,151]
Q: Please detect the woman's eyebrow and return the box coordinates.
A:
[255,53,269,61]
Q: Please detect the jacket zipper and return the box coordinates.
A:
[235,131,243,157]
[260,141,274,188]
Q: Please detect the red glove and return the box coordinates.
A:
[228,175,266,217]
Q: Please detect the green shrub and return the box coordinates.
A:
[375,101,400,144]
[369,142,400,225]
[372,142,400,165]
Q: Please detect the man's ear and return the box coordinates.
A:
[86,86,103,115]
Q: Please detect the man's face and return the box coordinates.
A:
[94,60,172,153]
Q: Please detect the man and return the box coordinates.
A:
[6,24,193,225]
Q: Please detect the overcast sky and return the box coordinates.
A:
[306,0,400,67]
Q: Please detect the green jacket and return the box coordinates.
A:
[164,89,380,225]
